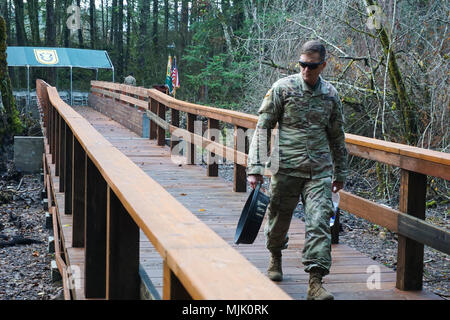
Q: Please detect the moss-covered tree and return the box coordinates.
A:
[0,15,23,147]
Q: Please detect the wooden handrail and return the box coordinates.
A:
[92,80,258,128]
[345,133,450,181]
[38,79,291,300]
[89,80,450,292]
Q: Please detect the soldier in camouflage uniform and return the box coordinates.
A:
[247,40,348,300]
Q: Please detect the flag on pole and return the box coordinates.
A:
[165,55,173,94]
[171,56,180,92]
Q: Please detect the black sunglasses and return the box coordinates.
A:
[298,60,324,70]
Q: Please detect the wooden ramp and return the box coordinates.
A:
[57,106,440,300]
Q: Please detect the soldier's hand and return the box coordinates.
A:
[247,174,264,190]
[332,181,344,193]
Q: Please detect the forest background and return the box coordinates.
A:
[0,0,448,203]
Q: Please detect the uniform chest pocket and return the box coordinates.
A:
[282,93,309,126]
[307,99,333,128]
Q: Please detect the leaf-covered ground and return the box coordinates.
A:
[0,161,62,300]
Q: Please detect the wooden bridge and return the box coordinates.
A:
[35,79,449,300]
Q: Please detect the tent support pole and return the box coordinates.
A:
[70,66,73,106]
[27,65,30,109]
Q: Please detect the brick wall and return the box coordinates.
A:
[88,93,144,136]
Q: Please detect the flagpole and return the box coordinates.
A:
[173,56,177,98]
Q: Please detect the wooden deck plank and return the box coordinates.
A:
[51,106,441,300]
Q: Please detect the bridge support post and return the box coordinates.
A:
[51,107,56,164]
[187,113,196,165]
[207,118,219,177]
[396,169,426,290]
[233,125,248,192]
[157,103,166,146]
[72,137,86,247]
[171,109,180,151]
[45,96,51,143]
[55,113,61,176]
[331,208,340,244]
[59,120,66,192]
[84,157,107,299]
[149,98,158,140]
[48,107,52,161]
[106,187,140,300]
[163,261,192,300]
[64,125,73,214]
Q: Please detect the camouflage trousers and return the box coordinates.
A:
[264,171,334,274]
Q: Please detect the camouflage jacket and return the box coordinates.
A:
[247,74,348,182]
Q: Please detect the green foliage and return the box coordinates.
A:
[184,50,253,105]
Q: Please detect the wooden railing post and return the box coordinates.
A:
[55,113,61,176]
[59,120,66,192]
[50,107,55,163]
[54,108,58,164]
[163,261,192,300]
[233,125,247,192]
[106,187,140,300]
[396,169,427,290]
[45,89,51,141]
[157,102,166,146]
[72,137,86,247]
[331,208,340,244]
[84,157,107,299]
[207,118,219,177]
[149,98,158,140]
[171,108,180,151]
[187,113,196,165]
[64,125,73,215]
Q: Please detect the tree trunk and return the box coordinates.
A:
[180,0,189,56]
[76,0,84,47]
[173,0,179,58]
[45,0,57,85]
[90,0,96,49]
[233,0,245,31]
[110,0,116,45]
[115,0,124,81]
[45,0,57,45]
[190,0,197,25]
[101,0,106,40]
[173,0,178,33]
[0,1,7,27]
[0,0,10,45]
[125,0,132,73]
[13,0,28,46]
[138,0,150,84]
[152,0,159,52]
[27,0,41,46]
[164,0,169,57]
[54,0,63,46]
[63,0,71,47]
[0,16,23,146]
[365,0,418,145]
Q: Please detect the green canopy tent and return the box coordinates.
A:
[6,46,114,106]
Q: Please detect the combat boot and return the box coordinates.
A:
[307,269,334,300]
[267,253,282,281]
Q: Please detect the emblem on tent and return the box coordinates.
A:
[34,49,59,65]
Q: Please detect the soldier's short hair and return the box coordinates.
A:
[300,40,326,61]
